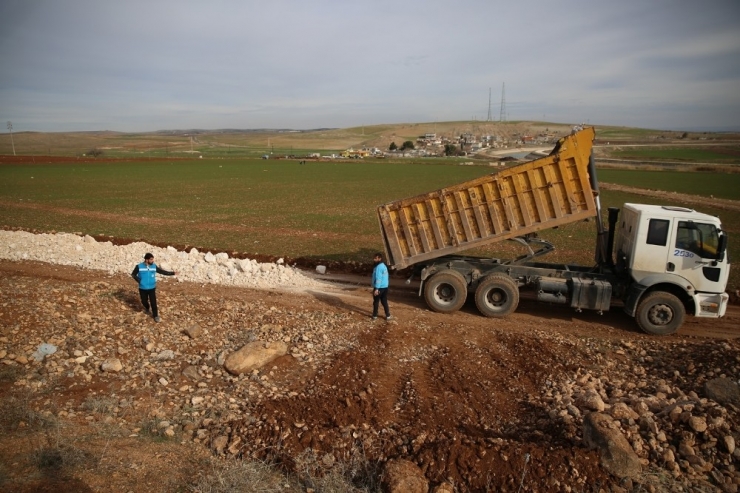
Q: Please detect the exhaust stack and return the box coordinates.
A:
[587,152,608,266]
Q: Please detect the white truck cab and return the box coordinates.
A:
[616,203,730,333]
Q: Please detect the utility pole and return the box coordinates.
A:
[499,83,507,122]
[7,121,16,155]
[487,88,492,121]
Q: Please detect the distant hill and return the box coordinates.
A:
[1,121,738,158]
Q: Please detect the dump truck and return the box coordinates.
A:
[376,127,730,335]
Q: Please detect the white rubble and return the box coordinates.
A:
[0,230,323,290]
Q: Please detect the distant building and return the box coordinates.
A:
[340,148,370,158]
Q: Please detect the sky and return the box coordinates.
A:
[1,0,740,133]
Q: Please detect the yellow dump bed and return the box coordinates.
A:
[377,127,598,269]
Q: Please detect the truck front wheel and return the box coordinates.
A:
[475,274,519,317]
[635,292,686,335]
[423,270,467,313]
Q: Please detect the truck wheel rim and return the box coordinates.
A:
[648,304,673,326]
[486,288,506,307]
[435,283,456,304]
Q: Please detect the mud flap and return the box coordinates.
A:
[623,283,649,317]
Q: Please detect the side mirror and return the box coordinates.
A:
[717,233,728,262]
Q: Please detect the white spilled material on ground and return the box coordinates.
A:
[0,230,323,289]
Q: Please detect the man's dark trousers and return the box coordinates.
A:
[372,288,390,318]
[139,288,158,318]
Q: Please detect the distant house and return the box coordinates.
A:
[340,148,370,158]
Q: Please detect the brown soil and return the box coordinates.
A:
[1,261,738,492]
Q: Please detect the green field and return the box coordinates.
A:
[0,158,495,259]
[1,158,738,290]
[597,169,740,200]
[610,147,740,164]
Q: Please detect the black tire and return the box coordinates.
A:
[474,274,519,317]
[635,291,686,335]
[423,270,467,313]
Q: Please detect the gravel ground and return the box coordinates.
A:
[0,231,739,492]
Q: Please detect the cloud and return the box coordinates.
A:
[1,0,739,131]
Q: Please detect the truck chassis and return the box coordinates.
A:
[417,237,689,336]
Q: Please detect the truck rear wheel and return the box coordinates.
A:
[635,292,686,335]
[424,270,467,313]
[475,274,519,317]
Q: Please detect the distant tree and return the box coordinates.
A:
[87,148,103,157]
[680,132,688,139]
[444,144,457,156]
[388,142,398,151]
[401,140,415,151]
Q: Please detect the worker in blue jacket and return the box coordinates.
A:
[371,252,391,321]
[131,252,175,322]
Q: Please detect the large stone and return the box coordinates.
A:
[724,435,736,455]
[212,435,228,454]
[610,402,639,421]
[704,378,740,408]
[579,388,606,412]
[100,358,123,372]
[183,324,203,339]
[154,349,175,361]
[583,412,641,479]
[223,341,288,375]
[678,440,696,458]
[432,483,454,493]
[182,365,201,381]
[381,458,428,493]
[238,259,254,273]
[688,416,707,433]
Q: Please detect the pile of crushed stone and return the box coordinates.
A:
[0,230,324,290]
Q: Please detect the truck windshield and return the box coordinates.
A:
[675,221,720,258]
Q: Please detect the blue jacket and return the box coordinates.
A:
[372,262,389,289]
[132,262,174,290]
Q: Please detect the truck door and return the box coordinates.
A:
[629,216,673,280]
[670,220,727,292]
